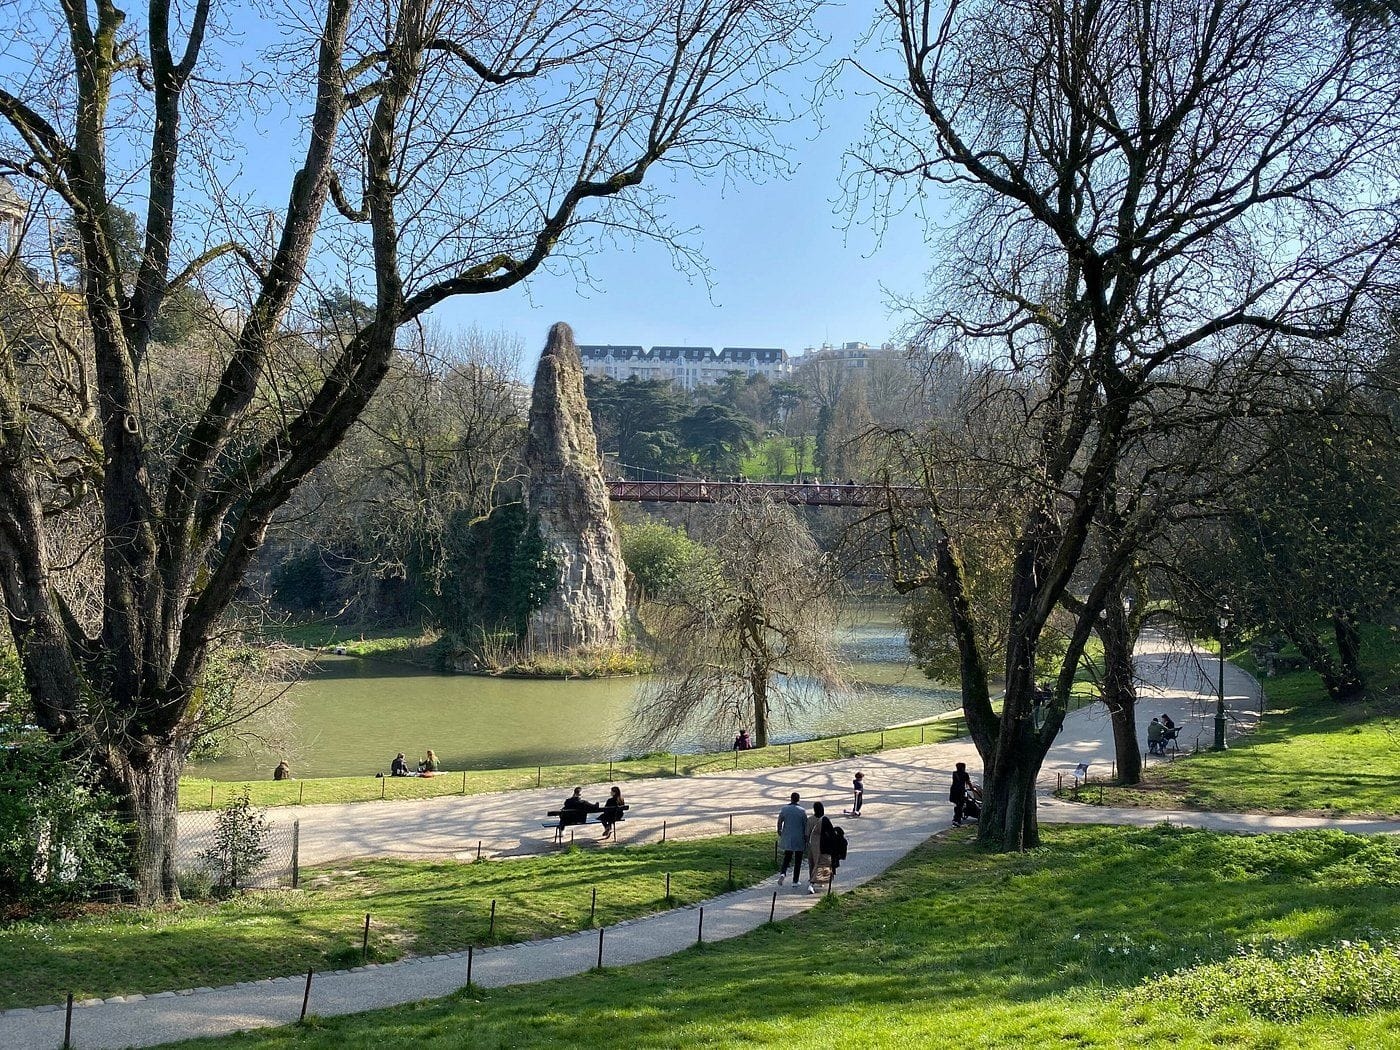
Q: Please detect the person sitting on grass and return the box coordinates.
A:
[417,749,439,774]
[273,760,293,781]
[733,728,752,751]
[390,752,411,777]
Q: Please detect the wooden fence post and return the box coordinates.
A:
[697,906,704,944]
[489,899,496,940]
[63,992,73,1050]
[291,820,300,889]
[769,892,777,922]
[466,944,473,987]
[597,927,605,969]
[590,886,597,926]
[361,913,371,963]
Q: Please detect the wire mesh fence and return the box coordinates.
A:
[117,810,300,902]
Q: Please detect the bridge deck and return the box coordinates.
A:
[606,480,921,507]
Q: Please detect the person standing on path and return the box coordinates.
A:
[777,792,808,885]
[805,801,835,894]
[849,771,865,816]
[950,762,975,827]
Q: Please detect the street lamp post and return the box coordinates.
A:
[1214,601,1231,751]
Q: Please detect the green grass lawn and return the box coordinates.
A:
[1070,636,1400,817]
[0,835,773,1011]
[179,717,973,812]
[263,623,442,666]
[165,824,1400,1049]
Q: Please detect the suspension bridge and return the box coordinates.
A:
[603,464,923,507]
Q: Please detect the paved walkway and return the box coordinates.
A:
[6,636,1395,1049]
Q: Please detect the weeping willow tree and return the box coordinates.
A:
[634,495,846,749]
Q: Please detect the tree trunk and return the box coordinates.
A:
[111,742,186,905]
[1285,618,1365,703]
[977,713,1042,850]
[1332,610,1366,702]
[1098,593,1142,784]
[750,668,770,749]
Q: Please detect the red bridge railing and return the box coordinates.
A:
[605,480,923,507]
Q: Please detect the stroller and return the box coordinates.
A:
[962,786,983,823]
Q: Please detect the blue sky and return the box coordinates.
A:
[422,5,942,357]
[1,3,942,358]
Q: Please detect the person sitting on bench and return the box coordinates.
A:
[1159,713,1180,749]
[598,786,626,839]
[1147,717,1166,756]
[558,786,597,831]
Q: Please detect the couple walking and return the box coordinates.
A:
[776,792,846,894]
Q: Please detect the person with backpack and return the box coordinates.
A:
[805,801,836,894]
[827,824,848,881]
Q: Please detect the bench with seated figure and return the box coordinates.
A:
[544,804,629,843]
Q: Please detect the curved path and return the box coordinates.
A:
[6,636,1395,1049]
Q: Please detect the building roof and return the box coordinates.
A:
[579,344,646,360]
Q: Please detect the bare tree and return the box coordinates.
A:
[635,495,845,749]
[855,0,1400,849]
[0,0,822,900]
[278,324,526,621]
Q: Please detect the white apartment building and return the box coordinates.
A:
[579,344,791,390]
[796,341,900,370]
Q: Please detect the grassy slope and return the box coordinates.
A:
[168,825,1400,1049]
[0,836,773,1011]
[1078,632,1400,817]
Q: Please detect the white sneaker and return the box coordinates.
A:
[807,883,816,894]
[778,874,786,886]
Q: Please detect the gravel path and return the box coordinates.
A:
[6,635,1393,1049]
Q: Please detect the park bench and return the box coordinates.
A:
[545,805,629,844]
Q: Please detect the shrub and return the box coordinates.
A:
[200,791,270,895]
[0,652,131,909]
[1133,938,1400,1021]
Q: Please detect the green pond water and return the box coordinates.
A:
[192,605,958,781]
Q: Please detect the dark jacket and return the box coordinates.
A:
[560,795,596,825]
[390,756,410,777]
[600,797,625,826]
[949,769,973,802]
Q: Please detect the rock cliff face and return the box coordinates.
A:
[525,322,628,650]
